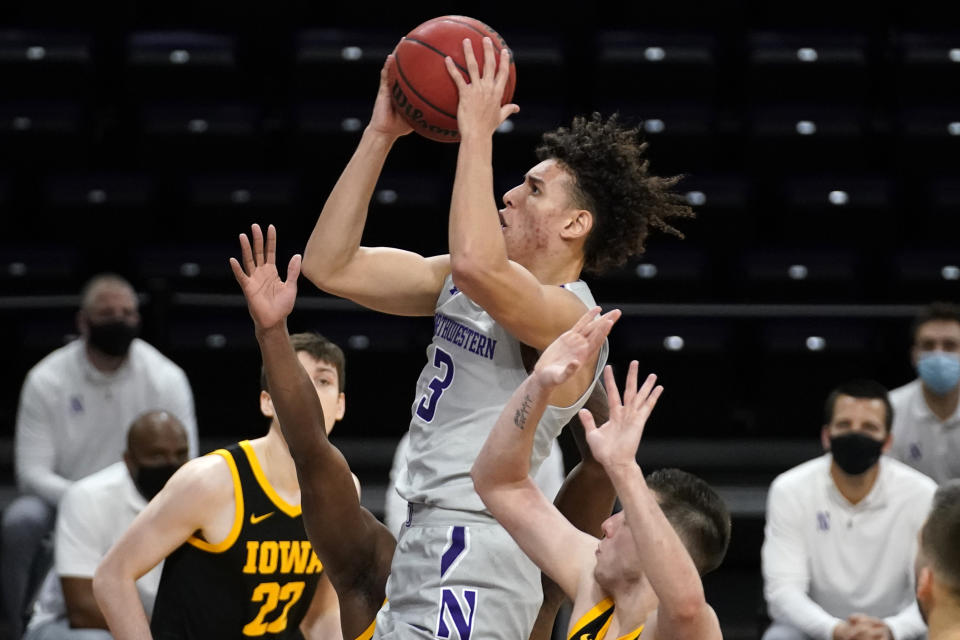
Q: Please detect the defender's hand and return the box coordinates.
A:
[230,223,300,331]
[581,363,663,471]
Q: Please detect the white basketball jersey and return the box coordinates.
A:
[396,275,608,512]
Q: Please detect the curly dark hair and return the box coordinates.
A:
[535,113,694,274]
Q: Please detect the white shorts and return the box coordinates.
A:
[372,503,543,640]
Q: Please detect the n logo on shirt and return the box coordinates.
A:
[816,511,830,531]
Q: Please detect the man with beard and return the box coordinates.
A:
[762,380,937,640]
[24,411,189,640]
[2,274,197,638]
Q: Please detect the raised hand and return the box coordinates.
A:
[533,307,621,388]
[368,53,413,139]
[229,223,300,332]
[581,362,663,471]
[444,36,518,139]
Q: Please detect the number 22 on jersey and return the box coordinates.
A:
[416,347,455,422]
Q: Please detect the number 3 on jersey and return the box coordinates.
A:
[416,347,455,422]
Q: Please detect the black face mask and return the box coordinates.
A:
[87,320,138,357]
[133,463,180,501]
[830,432,884,475]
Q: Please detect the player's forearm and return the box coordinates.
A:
[256,325,330,462]
[559,388,616,537]
[473,374,551,494]
[91,569,153,640]
[448,134,509,283]
[606,463,708,621]
[302,128,397,287]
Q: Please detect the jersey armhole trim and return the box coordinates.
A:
[568,597,614,640]
[239,440,301,518]
[186,448,244,553]
[353,601,385,640]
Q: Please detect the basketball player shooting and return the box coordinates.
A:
[473,307,731,640]
[302,35,694,638]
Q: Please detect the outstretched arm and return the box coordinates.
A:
[472,307,620,600]
[582,363,720,640]
[231,224,393,639]
[302,55,450,316]
[528,384,615,640]
[443,38,591,357]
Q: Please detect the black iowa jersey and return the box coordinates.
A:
[568,598,644,640]
[151,441,322,640]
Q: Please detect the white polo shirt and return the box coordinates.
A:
[27,462,164,631]
[889,379,960,484]
[762,454,937,640]
[15,338,198,504]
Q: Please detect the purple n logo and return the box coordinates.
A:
[440,525,468,579]
[436,588,477,640]
[817,511,830,531]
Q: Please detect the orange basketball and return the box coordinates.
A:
[387,16,517,143]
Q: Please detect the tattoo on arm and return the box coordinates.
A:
[514,394,533,430]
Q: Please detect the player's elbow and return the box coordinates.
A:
[664,594,708,628]
[300,253,333,290]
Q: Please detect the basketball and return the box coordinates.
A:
[388,16,517,143]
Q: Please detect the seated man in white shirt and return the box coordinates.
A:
[889,302,960,484]
[3,273,197,638]
[762,379,938,640]
[914,479,960,640]
[23,411,189,640]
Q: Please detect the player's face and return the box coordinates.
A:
[499,159,579,261]
[594,512,642,585]
[296,351,345,435]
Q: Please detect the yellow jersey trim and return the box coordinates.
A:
[568,598,614,640]
[354,599,386,640]
[567,597,643,640]
[354,617,377,640]
[615,625,644,640]
[239,440,301,518]
[186,448,244,553]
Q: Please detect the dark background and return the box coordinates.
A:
[1,1,958,637]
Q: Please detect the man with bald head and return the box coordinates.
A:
[915,480,960,640]
[23,411,189,640]
[3,274,197,637]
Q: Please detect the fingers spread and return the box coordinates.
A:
[444,56,465,87]
[482,37,495,81]
[462,38,479,80]
[578,408,596,432]
[251,223,264,265]
[228,257,246,284]
[286,254,302,284]
[265,224,277,265]
[239,233,254,273]
[603,365,622,409]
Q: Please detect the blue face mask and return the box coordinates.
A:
[917,351,960,395]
